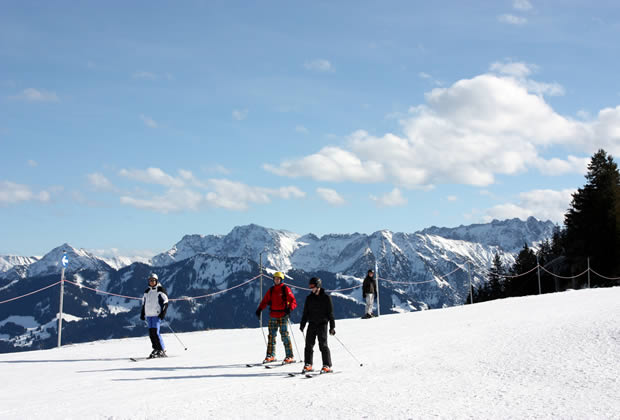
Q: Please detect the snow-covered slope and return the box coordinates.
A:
[0,255,40,273]
[1,287,618,419]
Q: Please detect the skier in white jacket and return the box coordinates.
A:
[140,273,169,358]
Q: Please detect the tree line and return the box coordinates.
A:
[470,149,620,303]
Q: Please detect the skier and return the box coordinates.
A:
[362,269,377,318]
[255,271,297,364]
[299,277,335,374]
[140,273,169,358]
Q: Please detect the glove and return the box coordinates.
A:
[158,313,165,320]
[140,314,145,321]
[284,307,291,315]
[255,308,261,318]
[300,325,305,333]
[329,328,335,336]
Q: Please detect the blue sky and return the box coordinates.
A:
[1,0,619,257]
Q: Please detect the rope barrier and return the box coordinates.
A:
[0,280,61,305]
[589,268,620,281]
[170,274,262,302]
[262,273,364,293]
[378,265,464,285]
[63,279,142,300]
[539,266,589,279]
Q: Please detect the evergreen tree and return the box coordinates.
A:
[487,252,504,299]
[505,243,538,297]
[564,149,620,284]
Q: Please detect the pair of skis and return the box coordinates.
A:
[246,360,299,369]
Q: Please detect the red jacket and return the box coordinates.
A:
[258,283,297,318]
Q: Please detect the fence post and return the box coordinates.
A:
[587,257,591,288]
[259,252,263,328]
[57,251,68,348]
[467,261,473,304]
[375,261,380,317]
[536,256,541,295]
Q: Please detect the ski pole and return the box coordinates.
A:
[287,318,303,362]
[333,335,363,367]
[164,321,188,351]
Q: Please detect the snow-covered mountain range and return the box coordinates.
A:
[0,217,555,353]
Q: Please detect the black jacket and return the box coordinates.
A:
[300,288,335,330]
[362,275,377,298]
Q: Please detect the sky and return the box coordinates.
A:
[1,0,620,257]
[1,287,618,418]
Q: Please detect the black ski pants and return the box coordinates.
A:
[304,322,332,367]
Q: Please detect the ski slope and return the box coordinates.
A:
[1,287,619,419]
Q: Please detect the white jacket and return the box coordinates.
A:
[142,285,169,317]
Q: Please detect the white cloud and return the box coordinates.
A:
[513,0,533,11]
[27,160,38,167]
[119,167,185,188]
[87,173,116,191]
[0,181,51,205]
[139,114,158,128]
[498,14,527,25]
[10,88,59,102]
[419,72,432,79]
[490,61,535,78]
[264,64,616,188]
[316,188,346,206]
[370,188,407,207]
[264,146,384,183]
[116,168,305,213]
[295,125,309,134]
[232,109,248,121]
[304,59,333,72]
[446,195,457,202]
[132,71,158,80]
[485,189,575,223]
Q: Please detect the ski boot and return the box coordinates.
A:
[302,364,313,373]
[148,349,158,359]
[263,355,276,363]
[283,356,295,364]
[321,366,332,374]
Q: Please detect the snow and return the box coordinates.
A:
[1,287,619,419]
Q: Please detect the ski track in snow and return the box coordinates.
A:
[1,287,619,419]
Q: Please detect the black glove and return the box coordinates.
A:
[255,308,261,318]
[329,328,335,336]
[140,314,145,321]
[284,307,291,315]
[158,313,164,320]
[300,325,305,332]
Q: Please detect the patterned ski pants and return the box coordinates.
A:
[266,315,293,358]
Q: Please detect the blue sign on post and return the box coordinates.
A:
[61,253,69,268]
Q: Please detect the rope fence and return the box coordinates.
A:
[1,262,619,307]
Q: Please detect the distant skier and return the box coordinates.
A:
[362,269,377,318]
[300,277,335,374]
[140,273,169,358]
[255,271,297,364]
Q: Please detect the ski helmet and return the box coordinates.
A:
[148,273,158,281]
[309,277,322,288]
[273,271,285,280]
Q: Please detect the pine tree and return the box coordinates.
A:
[564,149,620,284]
[505,243,538,297]
[487,252,504,299]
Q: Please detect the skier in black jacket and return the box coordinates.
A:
[362,269,377,318]
[299,277,335,373]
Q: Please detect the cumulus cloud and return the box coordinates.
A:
[0,181,51,205]
[304,59,333,72]
[232,109,248,121]
[115,167,305,213]
[316,188,346,206]
[498,14,527,25]
[87,173,116,191]
[264,62,618,188]
[119,167,185,188]
[513,0,533,11]
[27,160,38,167]
[485,189,575,223]
[140,114,158,128]
[370,188,407,207]
[10,88,59,102]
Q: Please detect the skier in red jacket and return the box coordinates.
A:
[255,271,297,364]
